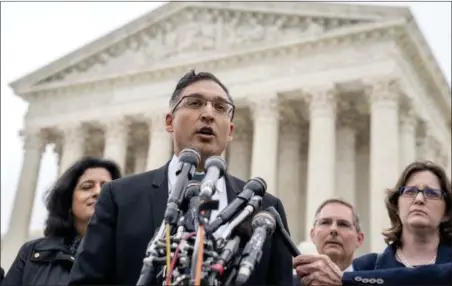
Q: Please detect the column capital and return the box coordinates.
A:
[20,129,46,153]
[100,117,129,131]
[399,98,418,129]
[364,76,401,104]
[303,86,337,117]
[248,95,280,121]
[58,122,86,139]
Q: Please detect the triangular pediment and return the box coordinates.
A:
[11,1,412,91]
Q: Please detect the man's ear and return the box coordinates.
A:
[309,228,315,242]
[165,112,173,133]
[357,232,365,248]
[228,122,235,142]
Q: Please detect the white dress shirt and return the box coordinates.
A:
[167,155,229,236]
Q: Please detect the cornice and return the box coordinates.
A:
[10,2,412,93]
[17,19,407,100]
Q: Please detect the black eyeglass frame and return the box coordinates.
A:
[170,94,236,120]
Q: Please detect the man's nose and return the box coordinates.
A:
[200,103,215,120]
[329,222,339,233]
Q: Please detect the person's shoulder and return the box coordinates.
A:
[15,237,49,256]
[107,166,166,194]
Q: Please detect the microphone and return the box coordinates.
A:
[206,177,266,234]
[163,148,201,227]
[266,206,301,257]
[235,211,277,285]
[216,195,262,242]
[199,156,227,201]
[210,235,242,279]
[182,181,201,232]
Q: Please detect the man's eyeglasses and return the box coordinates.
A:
[172,95,235,118]
[399,186,445,200]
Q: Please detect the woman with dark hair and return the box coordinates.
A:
[2,156,122,285]
[353,160,452,270]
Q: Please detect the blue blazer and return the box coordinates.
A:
[342,243,452,285]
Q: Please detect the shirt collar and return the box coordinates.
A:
[168,154,224,193]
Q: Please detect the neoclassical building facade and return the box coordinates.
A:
[2,1,451,269]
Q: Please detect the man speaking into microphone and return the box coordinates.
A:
[68,70,292,285]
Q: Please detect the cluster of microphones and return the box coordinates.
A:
[136,147,301,286]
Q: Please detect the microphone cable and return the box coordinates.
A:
[165,223,171,278]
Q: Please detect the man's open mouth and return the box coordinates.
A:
[196,126,214,136]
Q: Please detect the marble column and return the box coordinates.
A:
[399,103,417,171]
[277,120,302,242]
[59,123,85,175]
[355,143,370,255]
[103,118,129,172]
[250,96,280,195]
[297,133,309,243]
[228,127,252,180]
[134,145,148,173]
[146,113,172,170]
[1,129,45,269]
[335,113,357,205]
[368,78,400,252]
[304,87,337,238]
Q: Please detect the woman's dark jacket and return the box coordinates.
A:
[352,243,452,270]
[2,235,80,285]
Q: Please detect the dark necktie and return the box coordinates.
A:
[183,173,205,232]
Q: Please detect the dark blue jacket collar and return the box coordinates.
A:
[376,242,452,268]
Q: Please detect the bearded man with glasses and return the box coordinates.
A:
[69,70,292,286]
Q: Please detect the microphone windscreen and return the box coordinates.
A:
[179,147,201,165]
[204,156,227,177]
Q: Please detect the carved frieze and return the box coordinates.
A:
[37,7,368,85]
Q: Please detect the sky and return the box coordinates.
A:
[1,1,451,236]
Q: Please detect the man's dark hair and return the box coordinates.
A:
[43,156,122,240]
[169,69,233,107]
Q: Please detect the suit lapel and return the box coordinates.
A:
[150,162,170,228]
[225,174,244,203]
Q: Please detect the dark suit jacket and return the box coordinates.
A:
[68,162,292,285]
[0,266,4,284]
[343,243,452,285]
